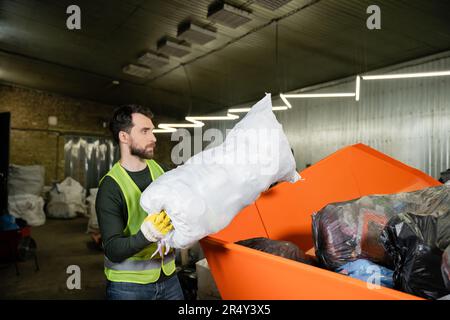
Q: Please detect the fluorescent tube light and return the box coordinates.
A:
[355,76,361,101]
[283,93,356,98]
[362,70,450,80]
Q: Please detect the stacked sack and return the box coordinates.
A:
[7,164,46,226]
[46,177,87,219]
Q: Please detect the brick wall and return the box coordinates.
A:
[0,83,177,185]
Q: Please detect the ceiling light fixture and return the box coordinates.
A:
[186,114,239,122]
[228,106,288,113]
[137,52,169,69]
[177,22,217,45]
[355,76,361,101]
[361,70,450,80]
[153,68,450,134]
[279,92,356,109]
[227,108,251,113]
[283,93,356,98]
[153,112,240,133]
[157,38,191,58]
[154,104,290,134]
[122,64,152,78]
[272,106,289,111]
[280,94,292,109]
[253,0,293,10]
[207,1,252,28]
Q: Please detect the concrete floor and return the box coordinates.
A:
[0,217,106,299]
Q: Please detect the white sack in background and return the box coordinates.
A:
[140,94,300,248]
[46,177,86,219]
[8,164,45,196]
[8,194,46,226]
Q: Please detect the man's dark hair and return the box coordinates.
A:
[109,104,154,144]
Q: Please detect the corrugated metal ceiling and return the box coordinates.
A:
[0,0,449,118]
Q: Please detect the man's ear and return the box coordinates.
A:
[118,131,129,144]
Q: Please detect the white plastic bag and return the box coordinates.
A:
[140,94,300,248]
[8,194,46,226]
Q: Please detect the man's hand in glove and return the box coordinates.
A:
[140,210,173,242]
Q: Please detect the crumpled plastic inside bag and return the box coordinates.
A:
[140,94,300,248]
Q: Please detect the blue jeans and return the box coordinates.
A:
[106,274,184,300]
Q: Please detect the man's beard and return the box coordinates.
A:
[130,143,154,159]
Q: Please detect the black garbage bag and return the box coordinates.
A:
[235,237,312,265]
[439,169,450,184]
[441,245,450,290]
[312,185,449,270]
[380,210,450,299]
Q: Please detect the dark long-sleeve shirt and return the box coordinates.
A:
[96,164,171,268]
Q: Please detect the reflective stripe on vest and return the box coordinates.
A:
[100,159,176,284]
[104,253,175,271]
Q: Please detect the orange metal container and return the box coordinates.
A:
[200,143,441,299]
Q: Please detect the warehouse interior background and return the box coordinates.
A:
[0,0,450,300]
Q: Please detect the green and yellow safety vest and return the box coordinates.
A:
[100,159,176,284]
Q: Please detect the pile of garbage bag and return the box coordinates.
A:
[7,164,46,226]
[312,184,450,299]
[312,185,448,270]
[381,209,450,299]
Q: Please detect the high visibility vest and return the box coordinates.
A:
[100,159,176,284]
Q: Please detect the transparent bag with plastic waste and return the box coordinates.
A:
[140,94,300,248]
[312,184,450,270]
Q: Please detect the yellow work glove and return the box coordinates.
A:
[140,210,174,242]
